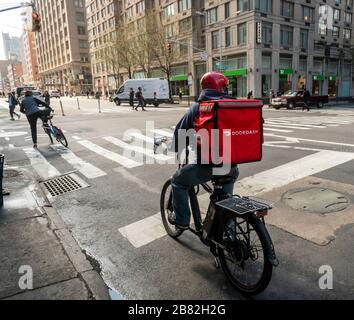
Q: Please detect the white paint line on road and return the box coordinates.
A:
[24,147,61,180]
[72,136,81,140]
[77,140,142,169]
[9,144,14,148]
[0,131,27,138]
[150,129,174,138]
[119,213,167,248]
[119,149,354,248]
[50,144,107,179]
[265,120,325,128]
[264,127,293,133]
[127,132,154,144]
[265,133,354,148]
[5,137,10,141]
[265,123,311,130]
[103,136,173,161]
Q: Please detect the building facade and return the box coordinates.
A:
[21,31,39,87]
[86,0,123,93]
[7,62,23,91]
[0,60,12,93]
[87,0,354,99]
[34,0,92,93]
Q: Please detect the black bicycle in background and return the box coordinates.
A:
[157,139,279,296]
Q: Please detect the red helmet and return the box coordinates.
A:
[200,72,229,92]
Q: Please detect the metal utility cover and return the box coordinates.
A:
[41,173,89,199]
[282,187,349,214]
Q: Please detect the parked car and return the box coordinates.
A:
[270,90,329,109]
[50,90,61,98]
[112,78,170,107]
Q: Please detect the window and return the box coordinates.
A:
[333,9,340,21]
[237,0,249,12]
[318,23,327,36]
[300,29,308,50]
[225,2,230,19]
[280,26,293,48]
[343,28,351,40]
[225,27,231,47]
[237,23,247,45]
[77,26,86,35]
[179,17,192,33]
[299,59,307,72]
[262,54,272,69]
[164,4,175,17]
[212,31,220,49]
[281,1,294,18]
[262,22,272,44]
[136,1,145,14]
[332,26,340,37]
[206,7,218,25]
[302,6,314,23]
[165,24,174,38]
[76,12,85,22]
[254,0,272,13]
[178,0,191,12]
[179,40,188,56]
[345,12,352,24]
[74,0,84,8]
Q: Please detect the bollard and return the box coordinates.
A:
[98,97,102,113]
[59,100,66,116]
[77,97,80,110]
[0,154,4,208]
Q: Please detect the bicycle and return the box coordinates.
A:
[158,140,278,296]
[42,112,68,148]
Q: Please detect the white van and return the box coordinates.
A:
[112,78,170,107]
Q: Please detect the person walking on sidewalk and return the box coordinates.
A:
[43,90,50,105]
[129,88,135,110]
[8,92,20,121]
[135,87,146,111]
[302,89,310,112]
[20,90,53,149]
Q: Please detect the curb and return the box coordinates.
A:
[38,189,110,300]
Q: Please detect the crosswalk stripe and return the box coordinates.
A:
[77,140,142,168]
[118,149,354,248]
[127,132,155,144]
[24,147,61,180]
[151,129,174,138]
[103,136,173,161]
[264,127,293,133]
[265,120,324,128]
[265,123,311,130]
[50,144,107,179]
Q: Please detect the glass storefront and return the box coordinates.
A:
[170,75,189,96]
[279,69,293,94]
[328,76,337,97]
[224,69,248,98]
[312,75,324,95]
[297,75,306,90]
[262,75,271,97]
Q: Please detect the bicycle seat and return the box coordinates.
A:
[212,175,236,185]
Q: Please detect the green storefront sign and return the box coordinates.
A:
[329,76,337,81]
[313,75,325,81]
[224,68,248,77]
[279,69,293,75]
[170,75,188,82]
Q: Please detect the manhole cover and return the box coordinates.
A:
[42,173,89,198]
[283,188,349,214]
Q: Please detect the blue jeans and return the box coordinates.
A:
[171,165,239,226]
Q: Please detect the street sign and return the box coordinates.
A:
[256,22,262,44]
[200,51,208,61]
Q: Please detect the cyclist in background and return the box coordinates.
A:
[20,90,53,148]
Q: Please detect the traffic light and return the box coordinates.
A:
[166,42,172,55]
[32,11,41,32]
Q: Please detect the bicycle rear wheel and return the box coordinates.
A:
[217,212,273,296]
[56,133,68,148]
[160,179,184,238]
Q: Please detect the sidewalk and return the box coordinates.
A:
[0,131,110,299]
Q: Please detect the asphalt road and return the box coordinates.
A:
[1,97,354,300]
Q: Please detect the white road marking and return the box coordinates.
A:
[9,144,14,148]
[264,127,293,133]
[265,120,325,128]
[150,129,174,138]
[127,132,155,144]
[50,144,106,179]
[119,150,354,248]
[72,136,81,140]
[103,136,173,161]
[24,147,61,180]
[0,131,27,138]
[77,140,142,168]
[265,123,311,130]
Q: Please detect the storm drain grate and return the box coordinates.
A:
[42,173,89,198]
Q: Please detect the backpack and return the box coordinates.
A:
[194,99,264,165]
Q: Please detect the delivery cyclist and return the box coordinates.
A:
[168,72,240,230]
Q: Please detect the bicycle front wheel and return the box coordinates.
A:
[160,179,184,238]
[217,212,273,296]
[56,133,68,148]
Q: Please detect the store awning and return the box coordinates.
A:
[279,69,293,75]
[313,75,325,81]
[224,68,248,77]
[170,75,188,81]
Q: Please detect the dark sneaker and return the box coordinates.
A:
[167,211,189,230]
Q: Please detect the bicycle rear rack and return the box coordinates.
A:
[216,196,273,216]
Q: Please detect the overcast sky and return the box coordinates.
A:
[0,1,26,59]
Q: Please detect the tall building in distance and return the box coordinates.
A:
[21,31,39,87]
[34,0,92,93]
[0,60,12,93]
[7,62,23,91]
[2,33,22,61]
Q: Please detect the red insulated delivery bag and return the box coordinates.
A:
[195,99,264,165]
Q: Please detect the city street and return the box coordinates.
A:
[1,97,354,300]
